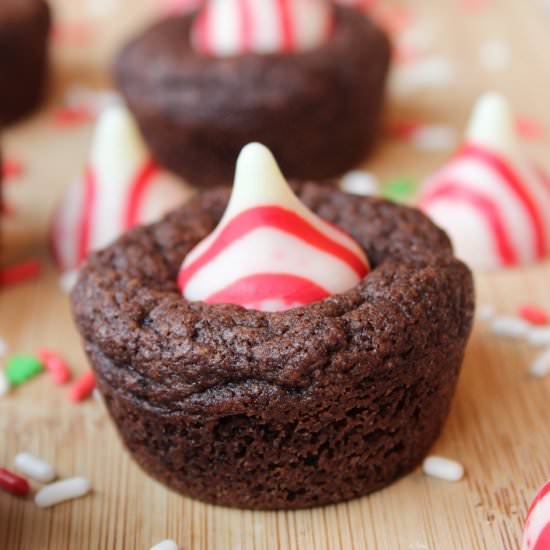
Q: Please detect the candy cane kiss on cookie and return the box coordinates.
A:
[178,143,369,312]
[51,105,191,272]
[191,0,335,57]
[523,480,550,550]
[418,92,550,270]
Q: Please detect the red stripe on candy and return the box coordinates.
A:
[78,167,97,265]
[195,3,211,54]
[123,160,158,229]
[534,522,550,550]
[459,143,547,259]
[420,182,518,266]
[0,468,30,497]
[239,0,254,51]
[206,273,330,306]
[277,0,294,51]
[178,206,368,290]
[527,481,550,519]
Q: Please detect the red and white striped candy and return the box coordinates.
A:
[523,480,550,550]
[191,0,335,57]
[418,92,550,271]
[179,143,369,312]
[51,105,191,272]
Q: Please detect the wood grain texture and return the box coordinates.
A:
[2,0,550,548]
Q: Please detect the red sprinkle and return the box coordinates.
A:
[1,201,16,216]
[2,158,24,180]
[52,107,94,128]
[0,260,42,287]
[69,370,96,402]
[37,350,72,385]
[52,22,95,47]
[516,117,546,140]
[518,305,550,326]
[388,119,422,140]
[0,468,30,497]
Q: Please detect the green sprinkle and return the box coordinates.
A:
[382,177,417,203]
[5,355,44,386]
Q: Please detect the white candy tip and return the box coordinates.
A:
[466,92,517,150]
[235,142,281,185]
[91,104,145,164]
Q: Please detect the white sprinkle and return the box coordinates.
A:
[150,540,179,550]
[0,372,11,397]
[479,39,510,72]
[490,316,530,339]
[35,477,91,508]
[529,348,550,378]
[59,270,79,294]
[527,327,550,347]
[411,125,458,152]
[64,85,121,115]
[478,304,496,321]
[392,57,454,97]
[0,338,7,357]
[15,452,56,483]
[339,170,379,196]
[422,455,464,482]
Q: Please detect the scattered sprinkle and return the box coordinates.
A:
[478,304,496,321]
[529,348,550,378]
[518,305,549,326]
[490,316,530,339]
[391,57,454,97]
[0,468,30,497]
[63,86,120,117]
[388,119,421,140]
[52,22,95,47]
[35,477,91,508]
[479,39,510,72]
[515,117,546,140]
[150,540,179,550]
[382,177,417,202]
[69,371,96,402]
[14,453,56,483]
[340,171,379,196]
[411,125,458,152]
[52,107,94,128]
[37,350,72,385]
[59,270,79,294]
[0,373,10,396]
[0,260,42,287]
[5,355,44,387]
[2,158,24,180]
[422,455,464,482]
[527,327,550,347]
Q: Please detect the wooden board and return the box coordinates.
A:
[2,0,550,548]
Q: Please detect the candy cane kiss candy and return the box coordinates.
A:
[523,480,550,550]
[418,92,550,270]
[50,105,192,272]
[178,143,369,312]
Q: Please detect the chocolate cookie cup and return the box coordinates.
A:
[72,184,474,510]
[114,7,391,187]
[0,0,51,126]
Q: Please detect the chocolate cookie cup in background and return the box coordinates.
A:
[72,184,474,510]
[0,0,51,126]
[114,7,391,187]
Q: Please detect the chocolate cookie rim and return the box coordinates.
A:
[72,185,472,410]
